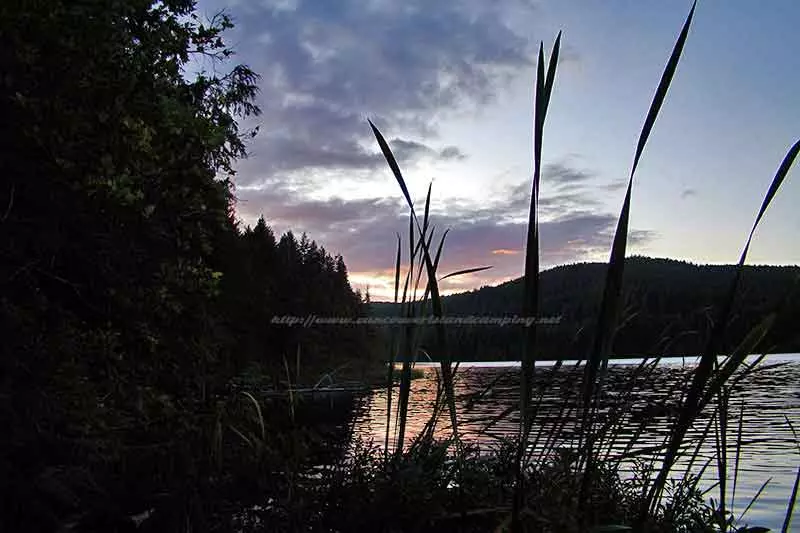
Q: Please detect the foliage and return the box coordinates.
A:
[365,1,797,532]
[370,257,800,361]
[1,0,797,532]
[0,1,367,531]
[220,432,760,533]
[220,218,367,379]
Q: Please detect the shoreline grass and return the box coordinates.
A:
[6,1,798,531]
[146,1,799,529]
[353,1,800,530]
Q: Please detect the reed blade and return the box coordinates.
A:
[514,33,561,531]
[585,0,697,413]
[440,265,493,281]
[369,119,415,214]
[738,477,772,525]
[583,3,697,519]
[423,181,432,237]
[384,234,403,460]
[731,400,746,516]
[370,123,460,450]
[394,233,401,303]
[651,138,800,512]
[781,465,800,533]
[701,314,776,408]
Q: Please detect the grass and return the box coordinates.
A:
[215,2,799,531]
[358,1,800,531]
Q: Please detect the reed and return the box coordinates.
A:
[364,0,799,530]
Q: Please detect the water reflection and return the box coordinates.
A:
[352,354,800,530]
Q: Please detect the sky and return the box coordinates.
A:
[194,0,800,300]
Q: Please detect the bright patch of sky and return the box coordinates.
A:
[195,0,799,299]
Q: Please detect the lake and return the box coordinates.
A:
[351,354,800,530]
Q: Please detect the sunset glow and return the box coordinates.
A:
[200,0,799,297]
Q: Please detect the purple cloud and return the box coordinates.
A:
[234,159,656,297]
[197,0,538,183]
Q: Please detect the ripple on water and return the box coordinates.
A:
[352,354,800,531]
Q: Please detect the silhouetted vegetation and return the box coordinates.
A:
[370,257,800,361]
[365,1,799,530]
[0,1,367,530]
[2,1,797,532]
[220,218,368,380]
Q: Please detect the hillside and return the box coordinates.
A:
[369,257,800,359]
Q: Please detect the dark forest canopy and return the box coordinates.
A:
[370,257,800,360]
[1,0,797,530]
[225,217,367,374]
[0,1,367,530]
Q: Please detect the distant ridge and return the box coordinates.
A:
[369,256,800,359]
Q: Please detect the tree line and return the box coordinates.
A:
[0,1,368,530]
[370,257,800,361]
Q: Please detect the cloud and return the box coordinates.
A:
[543,162,594,189]
[388,138,467,164]
[235,187,404,234]
[196,0,538,183]
[233,159,657,298]
[603,179,628,192]
[439,145,467,160]
[187,4,654,297]
[497,160,622,221]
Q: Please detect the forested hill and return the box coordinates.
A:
[0,3,369,529]
[370,257,800,359]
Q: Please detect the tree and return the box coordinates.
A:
[1,2,374,529]
[0,1,260,530]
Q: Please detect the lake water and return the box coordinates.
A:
[352,354,800,530]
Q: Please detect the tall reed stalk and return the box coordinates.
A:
[367,0,799,529]
[510,32,561,531]
[370,122,493,456]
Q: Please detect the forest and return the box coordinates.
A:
[0,1,368,530]
[370,256,800,360]
[3,1,798,532]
